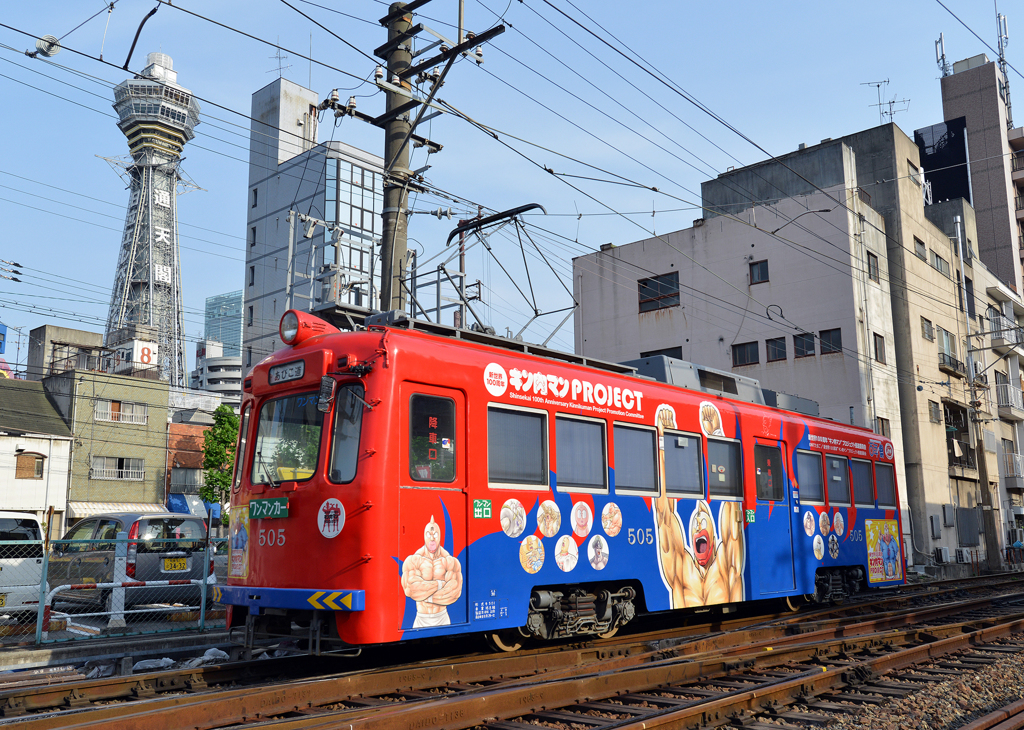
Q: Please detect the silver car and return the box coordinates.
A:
[50,512,212,612]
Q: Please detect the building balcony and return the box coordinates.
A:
[90,468,146,481]
[948,438,978,478]
[1005,453,1024,491]
[939,352,967,378]
[990,314,1022,353]
[998,383,1024,421]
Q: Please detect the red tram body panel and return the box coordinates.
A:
[218,312,905,648]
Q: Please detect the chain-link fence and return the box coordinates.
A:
[0,536,227,646]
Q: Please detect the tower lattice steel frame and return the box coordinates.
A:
[105,52,200,386]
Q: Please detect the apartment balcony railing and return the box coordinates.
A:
[1005,452,1024,478]
[1014,155,1024,172]
[90,468,146,481]
[169,481,203,494]
[1017,196,1024,211]
[998,383,1024,421]
[939,352,967,377]
[991,314,1023,351]
[948,438,977,470]
[94,409,148,425]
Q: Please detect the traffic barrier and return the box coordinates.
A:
[41,580,202,639]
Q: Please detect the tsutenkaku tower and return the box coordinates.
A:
[105,53,200,386]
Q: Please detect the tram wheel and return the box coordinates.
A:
[596,626,619,639]
[485,630,524,652]
[785,595,802,612]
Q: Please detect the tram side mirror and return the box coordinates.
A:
[318,376,337,413]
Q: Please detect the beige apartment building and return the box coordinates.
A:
[575,122,1024,576]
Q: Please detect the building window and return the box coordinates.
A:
[914,237,926,260]
[873,333,886,364]
[95,399,148,425]
[908,160,921,185]
[921,317,934,341]
[938,326,957,358]
[732,341,759,367]
[15,453,44,479]
[246,346,252,367]
[766,337,786,362]
[749,260,769,284]
[819,328,842,354]
[930,250,950,277]
[965,276,976,319]
[929,400,941,423]
[794,332,814,358]
[248,266,255,286]
[251,188,258,208]
[555,415,607,491]
[250,226,256,247]
[91,456,145,481]
[247,306,253,326]
[867,252,879,282]
[875,417,891,438]
[488,406,547,487]
[638,272,679,313]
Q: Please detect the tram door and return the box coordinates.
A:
[398,384,468,629]
[753,441,795,594]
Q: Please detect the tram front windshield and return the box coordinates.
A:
[252,393,322,485]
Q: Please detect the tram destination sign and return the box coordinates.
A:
[249,497,289,519]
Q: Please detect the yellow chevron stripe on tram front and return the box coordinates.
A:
[307,591,326,609]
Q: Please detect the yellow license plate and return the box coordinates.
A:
[0,594,5,608]
[164,557,187,571]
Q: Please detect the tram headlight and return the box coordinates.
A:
[280,311,300,344]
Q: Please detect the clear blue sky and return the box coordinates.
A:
[0,0,1012,371]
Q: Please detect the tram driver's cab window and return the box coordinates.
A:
[409,394,456,482]
[707,439,741,498]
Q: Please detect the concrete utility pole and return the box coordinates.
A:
[380,2,413,312]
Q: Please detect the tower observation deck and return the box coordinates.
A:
[105,52,200,386]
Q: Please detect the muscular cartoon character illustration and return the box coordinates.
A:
[401,516,463,627]
[653,404,744,608]
[879,525,900,579]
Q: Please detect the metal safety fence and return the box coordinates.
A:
[0,536,227,646]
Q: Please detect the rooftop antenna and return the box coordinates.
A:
[876,95,911,124]
[997,3,1013,129]
[936,32,951,77]
[269,39,291,78]
[861,79,889,125]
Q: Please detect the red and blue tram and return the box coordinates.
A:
[218,310,905,651]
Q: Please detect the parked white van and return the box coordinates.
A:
[0,512,47,623]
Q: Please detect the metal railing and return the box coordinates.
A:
[94,409,148,425]
[1005,452,1024,478]
[991,314,1022,345]
[948,438,977,470]
[1014,155,1024,172]
[998,383,1024,411]
[1017,196,1024,211]
[90,468,146,481]
[939,352,966,375]
[0,536,227,646]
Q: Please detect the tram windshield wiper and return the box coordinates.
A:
[256,450,280,489]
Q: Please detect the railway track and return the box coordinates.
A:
[4,583,1024,729]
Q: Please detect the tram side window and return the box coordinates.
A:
[329,385,364,483]
[707,439,742,498]
[488,407,547,487]
[875,463,897,507]
[796,451,824,502]
[665,432,704,496]
[850,459,875,505]
[409,395,456,483]
[754,444,783,501]
[613,424,658,493]
[826,456,851,505]
[231,405,251,492]
[555,415,607,491]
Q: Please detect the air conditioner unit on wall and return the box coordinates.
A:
[955,548,969,564]
[935,546,951,564]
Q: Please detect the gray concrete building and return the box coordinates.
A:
[244,77,383,372]
[575,122,1024,575]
